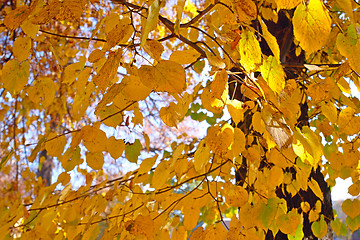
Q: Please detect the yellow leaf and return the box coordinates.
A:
[259,20,280,62]
[172,226,187,240]
[4,6,29,30]
[335,0,354,22]
[152,160,171,189]
[293,127,322,166]
[338,107,360,135]
[301,202,311,213]
[63,60,85,84]
[88,49,105,63]
[342,199,360,219]
[336,25,360,73]
[226,99,244,125]
[125,139,142,163]
[96,104,123,128]
[211,69,228,99]
[276,0,301,9]
[230,128,246,157]
[137,155,157,175]
[81,125,107,152]
[106,136,125,160]
[260,55,285,94]
[206,54,226,69]
[252,112,265,133]
[201,87,225,114]
[121,75,152,101]
[206,124,234,154]
[154,60,186,93]
[320,102,337,124]
[308,178,323,201]
[1,59,29,95]
[143,133,150,152]
[269,166,284,187]
[13,36,31,62]
[311,215,328,238]
[141,0,160,46]
[223,182,248,207]
[183,202,200,230]
[45,132,67,158]
[238,30,262,72]
[85,151,104,170]
[144,40,164,61]
[293,0,331,53]
[194,139,211,172]
[93,49,122,91]
[131,215,154,239]
[276,209,301,236]
[169,49,201,65]
[231,0,257,22]
[105,17,132,48]
[159,102,181,127]
[20,19,39,39]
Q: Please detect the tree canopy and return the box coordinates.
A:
[1,0,360,239]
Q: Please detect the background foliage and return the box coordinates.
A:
[1,0,360,239]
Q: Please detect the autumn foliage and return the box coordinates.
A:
[1,0,360,239]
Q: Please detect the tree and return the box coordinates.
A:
[0,0,359,239]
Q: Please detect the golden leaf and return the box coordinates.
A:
[105,17,133,48]
[159,102,181,127]
[45,132,67,158]
[308,178,323,201]
[81,125,107,153]
[152,160,171,189]
[230,128,246,157]
[85,151,104,170]
[63,60,85,84]
[88,49,105,63]
[144,40,164,61]
[269,166,284,187]
[206,124,234,154]
[20,19,39,39]
[342,199,360,219]
[226,99,244,125]
[93,49,122,91]
[320,102,338,124]
[201,87,225,114]
[106,136,125,160]
[238,30,262,72]
[232,0,257,22]
[260,55,285,94]
[96,104,123,128]
[311,216,328,238]
[194,139,211,172]
[276,0,301,9]
[276,209,301,235]
[223,182,248,207]
[1,59,29,96]
[293,0,331,53]
[4,6,29,30]
[127,215,154,239]
[169,49,201,65]
[121,75,152,101]
[183,202,200,230]
[336,25,360,73]
[211,69,228,99]
[259,20,281,62]
[137,155,157,175]
[154,60,186,93]
[141,0,161,46]
[13,36,31,62]
[338,107,360,135]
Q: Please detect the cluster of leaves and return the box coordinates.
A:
[1,0,360,239]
